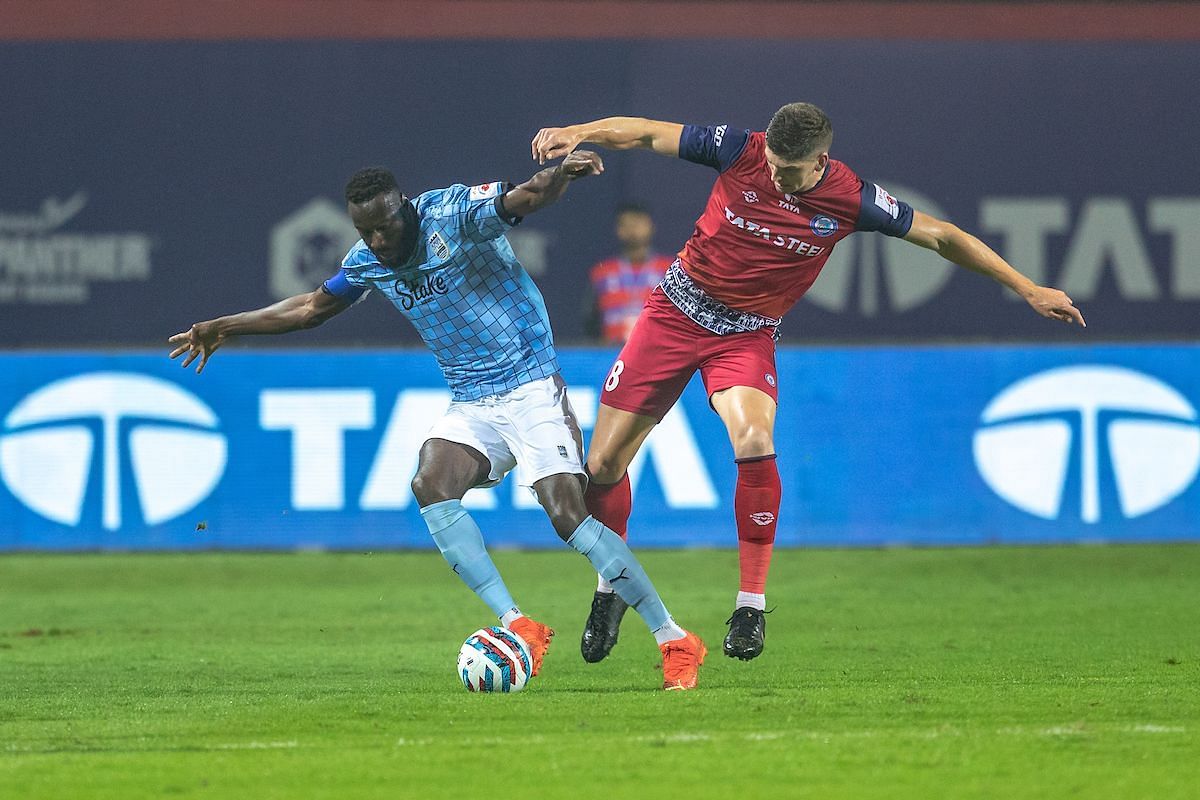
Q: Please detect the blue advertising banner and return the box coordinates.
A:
[1,345,1197,551]
[0,40,1197,345]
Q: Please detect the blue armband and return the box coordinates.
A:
[321,269,367,302]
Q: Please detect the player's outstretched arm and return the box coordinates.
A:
[532,118,684,163]
[903,210,1086,327]
[502,150,604,218]
[167,287,350,373]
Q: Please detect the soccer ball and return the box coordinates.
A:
[456,626,532,693]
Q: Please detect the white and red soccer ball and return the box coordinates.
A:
[456,626,532,693]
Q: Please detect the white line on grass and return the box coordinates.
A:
[389,724,1186,748]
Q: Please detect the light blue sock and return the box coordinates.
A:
[567,516,673,633]
[420,499,518,621]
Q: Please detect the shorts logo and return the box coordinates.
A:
[810,215,838,237]
[765,373,776,387]
[743,190,759,204]
[428,232,450,261]
[749,512,775,526]
[557,445,568,459]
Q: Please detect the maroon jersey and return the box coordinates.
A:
[674,125,913,320]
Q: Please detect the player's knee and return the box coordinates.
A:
[548,508,586,541]
[535,484,589,541]
[732,424,775,459]
[411,472,452,507]
[586,453,628,485]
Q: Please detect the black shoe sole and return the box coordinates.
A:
[722,643,764,661]
[580,592,629,663]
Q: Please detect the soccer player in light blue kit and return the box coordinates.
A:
[168,151,707,690]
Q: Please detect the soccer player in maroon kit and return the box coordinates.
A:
[532,103,1085,662]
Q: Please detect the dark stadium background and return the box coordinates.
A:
[0,2,1197,549]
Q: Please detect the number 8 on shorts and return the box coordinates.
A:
[604,359,625,392]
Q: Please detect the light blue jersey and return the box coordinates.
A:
[323,183,558,401]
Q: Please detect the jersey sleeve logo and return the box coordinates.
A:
[714,124,727,146]
[873,184,900,220]
[469,182,502,200]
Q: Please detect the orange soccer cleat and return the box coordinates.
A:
[660,630,707,691]
[508,616,555,676]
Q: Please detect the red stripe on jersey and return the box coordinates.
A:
[677,131,863,320]
[590,255,673,343]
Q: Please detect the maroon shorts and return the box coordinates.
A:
[600,288,779,421]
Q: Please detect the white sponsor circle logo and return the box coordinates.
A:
[0,373,227,530]
[973,366,1200,523]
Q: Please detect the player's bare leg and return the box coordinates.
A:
[578,404,658,661]
[533,471,704,688]
[411,439,554,671]
[586,403,659,484]
[711,386,780,660]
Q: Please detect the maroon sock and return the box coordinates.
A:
[584,472,632,541]
[735,455,781,594]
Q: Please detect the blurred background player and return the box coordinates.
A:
[168,152,707,690]
[532,103,1085,663]
[584,204,673,344]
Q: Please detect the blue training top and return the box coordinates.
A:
[323,182,559,401]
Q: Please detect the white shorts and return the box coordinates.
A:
[426,374,586,490]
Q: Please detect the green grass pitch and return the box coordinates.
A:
[2,544,1198,799]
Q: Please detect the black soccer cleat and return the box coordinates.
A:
[580,590,630,663]
[723,606,767,660]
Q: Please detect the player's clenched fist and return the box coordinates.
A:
[532,126,581,164]
[559,150,604,179]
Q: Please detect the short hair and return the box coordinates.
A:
[615,202,651,219]
[765,102,832,161]
[344,167,399,204]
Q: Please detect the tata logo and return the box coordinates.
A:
[0,373,227,530]
[804,182,955,316]
[973,366,1200,523]
[260,386,718,513]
